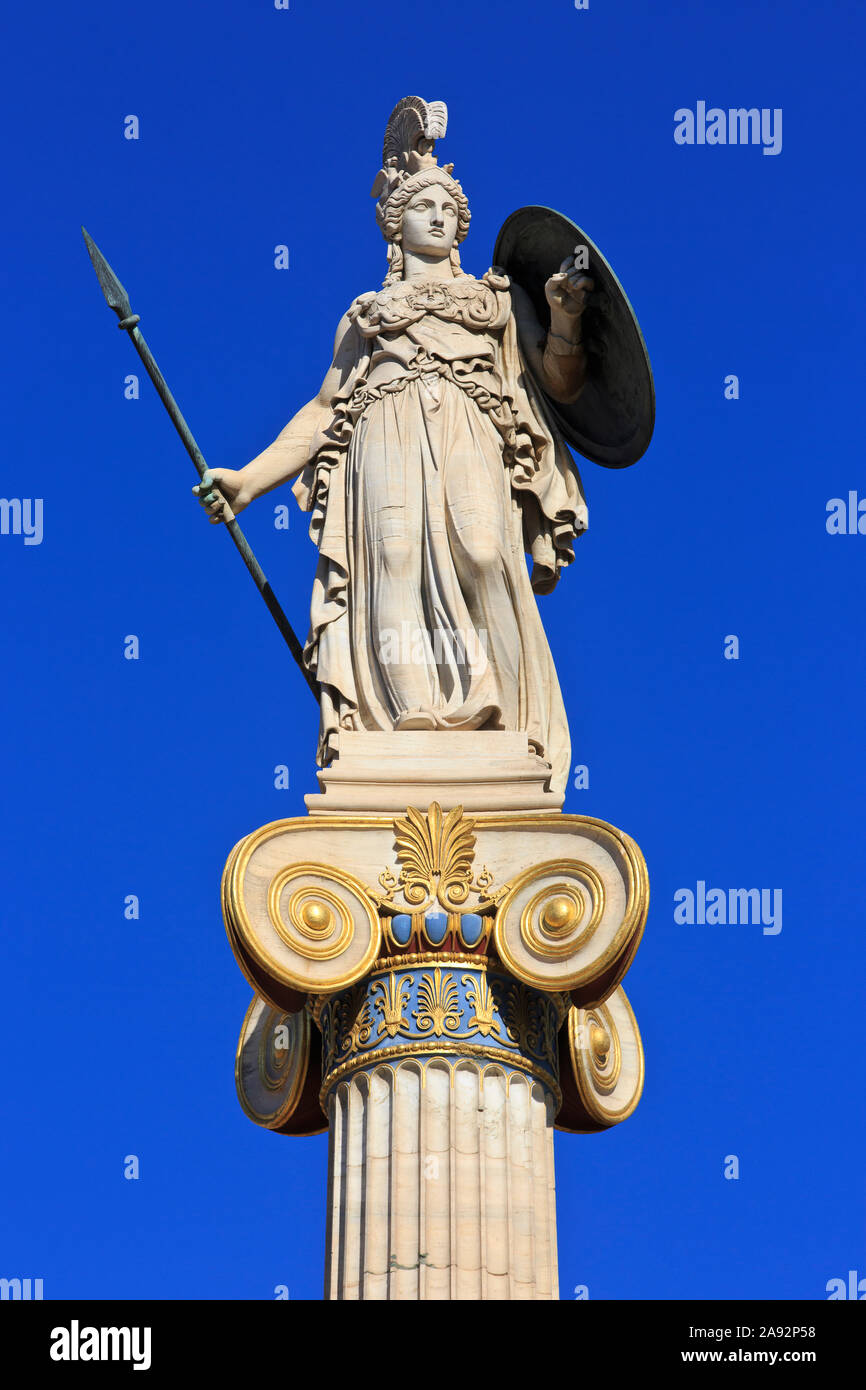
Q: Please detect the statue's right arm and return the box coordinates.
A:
[193,310,359,523]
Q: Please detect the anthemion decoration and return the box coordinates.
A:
[87,95,654,1300]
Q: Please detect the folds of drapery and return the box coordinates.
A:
[289,273,588,793]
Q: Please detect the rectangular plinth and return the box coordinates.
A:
[304,730,564,815]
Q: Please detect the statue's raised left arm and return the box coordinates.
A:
[510,249,594,405]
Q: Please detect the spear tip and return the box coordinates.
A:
[82,226,132,321]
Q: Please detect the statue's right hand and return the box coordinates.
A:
[192,468,249,525]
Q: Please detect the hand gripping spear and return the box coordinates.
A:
[82,227,318,701]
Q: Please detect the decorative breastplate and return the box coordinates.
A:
[349,269,511,339]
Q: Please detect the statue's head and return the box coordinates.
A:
[379,166,470,273]
[372,97,470,284]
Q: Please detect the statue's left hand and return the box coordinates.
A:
[544,248,595,321]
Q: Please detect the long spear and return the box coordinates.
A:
[82,227,318,701]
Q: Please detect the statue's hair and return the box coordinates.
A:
[377,166,471,286]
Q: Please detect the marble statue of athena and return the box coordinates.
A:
[196,96,594,798]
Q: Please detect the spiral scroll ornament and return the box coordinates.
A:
[493,859,606,989]
[492,839,646,999]
[224,849,382,997]
[556,986,644,1133]
[235,996,316,1132]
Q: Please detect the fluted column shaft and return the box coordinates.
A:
[320,960,563,1300]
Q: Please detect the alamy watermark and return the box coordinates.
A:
[50,1322,151,1371]
[0,498,42,545]
[674,103,782,156]
[826,1270,866,1300]
[826,492,866,534]
[674,881,782,935]
[1,1277,43,1300]
[378,623,489,674]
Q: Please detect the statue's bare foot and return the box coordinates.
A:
[394,708,438,731]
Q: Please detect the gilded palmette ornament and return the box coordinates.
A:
[392,802,476,908]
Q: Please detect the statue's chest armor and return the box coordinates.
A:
[353,274,509,343]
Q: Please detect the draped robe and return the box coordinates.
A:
[291,268,588,798]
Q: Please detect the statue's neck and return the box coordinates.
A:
[401,249,455,282]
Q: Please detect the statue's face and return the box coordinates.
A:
[401,186,459,257]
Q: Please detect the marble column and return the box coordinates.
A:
[224,740,649,1302]
[319,962,562,1300]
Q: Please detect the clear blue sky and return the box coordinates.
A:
[1,0,863,1299]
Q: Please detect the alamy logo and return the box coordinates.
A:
[826,492,866,534]
[674,103,782,156]
[378,622,489,674]
[50,1321,152,1371]
[674,881,782,935]
[826,1270,866,1300]
[0,498,43,545]
[0,1276,43,1299]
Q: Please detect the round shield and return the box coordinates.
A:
[493,206,654,468]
